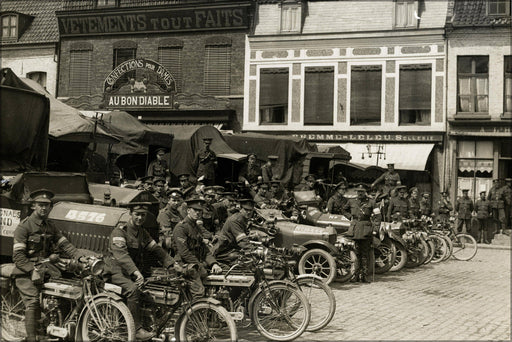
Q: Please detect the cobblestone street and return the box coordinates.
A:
[240,247,511,341]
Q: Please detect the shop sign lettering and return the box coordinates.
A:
[106,95,171,108]
[0,208,21,237]
[288,133,444,142]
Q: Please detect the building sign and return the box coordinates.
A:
[103,58,175,109]
[57,2,251,36]
[0,208,21,237]
[272,132,444,143]
[449,125,511,136]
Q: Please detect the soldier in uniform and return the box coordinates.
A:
[213,192,238,226]
[202,187,221,234]
[178,173,196,200]
[387,185,410,222]
[501,179,512,230]
[475,190,491,243]
[194,137,217,186]
[268,180,289,205]
[173,199,223,298]
[435,191,453,224]
[13,189,81,342]
[238,153,262,186]
[455,189,474,233]
[152,176,168,209]
[326,182,348,215]
[137,176,154,193]
[295,175,318,192]
[157,189,186,233]
[371,163,401,197]
[147,148,170,182]
[408,187,421,219]
[342,185,376,283]
[261,155,279,183]
[106,202,175,341]
[254,182,271,209]
[419,192,433,217]
[488,178,506,234]
[212,199,255,262]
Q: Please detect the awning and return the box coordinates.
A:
[336,143,435,171]
[217,153,247,162]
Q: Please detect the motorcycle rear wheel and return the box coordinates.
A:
[423,239,436,265]
[441,234,453,260]
[374,239,396,274]
[1,285,26,342]
[298,248,336,284]
[405,239,429,268]
[296,276,336,332]
[429,235,448,263]
[334,250,357,283]
[390,242,408,272]
[177,302,237,342]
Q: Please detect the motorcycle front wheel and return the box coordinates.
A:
[79,297,136,342]
[429,235,448,263]
[423,239,436,265]
[296,276,336,332]
[177,302,237,342]
[334,250,357,283]
[374,239,396,274]
[1,285,26,342]
[390,242,408,272]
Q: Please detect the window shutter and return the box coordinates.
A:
[158,47,182,92]
[399,65,431,110]
[259,68,289,107]
[204,45,231,96]
[350,66,382,125]
[304,67,334,125]
[69,50,91,96]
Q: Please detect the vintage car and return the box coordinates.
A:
[252,208,356,284]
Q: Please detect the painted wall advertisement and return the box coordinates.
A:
[0,208,21,237]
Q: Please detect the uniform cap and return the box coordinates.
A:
[259,182,269,189]
[156,148,166,155]
[247,153,257,159]
[461,189,469,192]
[167,188,183,199]
[479,190,486,194]
[304,175,316,182]
[395,185,407,192]
[334,182,348,191]
[186,199,205,210]
[178,174,190,181]
[422,192,431,197]
[267,155,278,160]
[30,189,54,203]
[387,163,395,167]
[238,199,255,210]
[128,202,151,213]
[441,191,448,195]
[409,187,419,194]
[354,184,367,192]
[140,176,154,184]
[153,176,166,185]
[203,187,216,197]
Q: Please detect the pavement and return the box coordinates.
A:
[239,247,511,341]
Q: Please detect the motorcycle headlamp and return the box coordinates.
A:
[89,258,105,276]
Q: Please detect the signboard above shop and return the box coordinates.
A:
[265,131,445,143]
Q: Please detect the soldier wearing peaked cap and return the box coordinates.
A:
[254,182,271,209]
[13,189,81,342]
[239,153,262,186]
[387,185,410,222]
[147,148,170,181]
[194,137,217,186]
[261,155,278,183]
[152,176,168,210]
[178,173,196,200]
[326,182,348,215]
[475,190,491,243]
[408,187,421,219]
[137,176,154,193]
[371,163,401,197]
[157,189,186,233]
[488,178,506,234]
[419,192,433,217]
[435,191,453,224]
[455,189,474,233]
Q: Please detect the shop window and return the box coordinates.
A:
[350,65,382,126]
[27,71,47,90]
[204,44,231,96]
[281,1,302,33]
[504,56,512,117]
[457,56,489,114]
[457,141,493,200]
[259,68,289,125]
[113,47,136,89]
[399,64,431,125]
[158,46,182,92]
[499,141,512,180]
[488,0,510,15]
[394,0,419,28]
[1,14,17,40]
[69,49,91,96]
[304,66,334,125]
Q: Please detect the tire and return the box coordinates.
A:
[374,239,396,274]
[177,302,238,342]
[390,242,408,272]
[451,234,478,261]
[334,250,357,283]
[441,234,453,260]
[79,297,136,342]
[405,239,429,268]
[1,285,26,342]
[423,239,436,265]
[296,276,336,332]
[429,235,448,264]
[251,283,311,341]
[298,249,336,285]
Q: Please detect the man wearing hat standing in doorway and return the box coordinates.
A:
[387,185,410,222]
[13,189,81,342]
[261,155,279,183]
[455,189,474,234]
[475,190,491,243]
[371,163,401,196]
[194,137,217,186]
[147,148,170,182]
[107,202,176,341]
[326,182,348,215]
[173,199,222,298]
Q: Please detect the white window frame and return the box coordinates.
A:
[487,0,511,16]
[393,0,419,29]
[1,13,18,40]
[256,64,292,126]
[280,2,302,33]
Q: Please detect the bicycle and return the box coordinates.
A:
[436,217,478,261]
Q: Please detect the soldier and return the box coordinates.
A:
[419,192,432,217]
[254,182,271,209]
[408,187,421,219]
[213,192,238,226]
[178,173,196,200]
[371,163,401,196]
[147,148,170,181]
[488,178,506,234]
[326,182,348,215]
[202,187,221,234]
[212,199,255,262]
[238,153,262,186]
[295,174,318,192]
[501,179,512,230]
[342,185,376,283]
[475,190,491,243]
[138,176,154,193]
[173,199,223,298]
[387,185,410,222]
[157,189,186,233]
[455,189,474,233]
[268,180,289,205]
[106,202,175,341]
[194,137,217,186]
[435,191,453,224]
[261,155,279,183]
[152,176,168,209]
[13,189,81,342]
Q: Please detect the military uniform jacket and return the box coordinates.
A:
[455,197,474,219]
[173,216,216,266]
[214,212,250,255]
[487,185,505,209]
[388,197,410,220]
[374,171,401,187]
[13,212,78,274]
[180,186,196,201]
[502,185,512,206]
[419,198,432,216]
[254,193,270,208]
[108,220,174,277]
[261,164,275,183]
[326,194,347,215]
[194,148,217,181]
[157,206,185,231]
[154,191,169,210]
[475,199,491,219]
[435,198,453,217]
[239,163,262,184]
[408,197,421,219]
[202,203,220,233]
[342,197,376,239]
[147,159,169,178]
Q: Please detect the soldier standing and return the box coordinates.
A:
[455,189,474,233]
[13,189,81,342]
[194,137,217,186]
[501,179,512,230]
[147,148,170,182]
[371,163,401,196]
[152,177,168,209]
[475,190,491,243]
[408,187,421,219]
[387,185,410,222]
[435,191,453,224]
[326,182,348,215]
[419,192,433,217]
[261,155,279,183]
[488,178,506,234]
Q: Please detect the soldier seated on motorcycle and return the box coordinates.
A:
[12,189,81,342]
[105,202,176,341]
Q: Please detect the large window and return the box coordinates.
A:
[457,56,489,114]
[350,65,382,126]
[457,141,493,200]
[158,46,182,92]
[394,0,418,28]
[204,44,231,96]
[113,47,136,87]
[1,14,17,39]
[399,64,431,125]
[505,56,512,115]
[69,50,91,96]
[259,68,289,124]
[488,0,510,15]
[304,67,334,125]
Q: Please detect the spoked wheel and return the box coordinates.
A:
[298,249,336,284]
[441,234,453,260]
[429,235,448,263]
[374,239,396,274]
[251,283,311,341]
[79,298,136,342]
[296,276,336,332]
[1,286,26,342]
[405,239,429,268]
[390,242,408,272]
[423,239,436,265]
[451,234,478,261]
[177,302,237,342]
[334,250,357,283]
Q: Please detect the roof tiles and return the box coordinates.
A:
[451,0,511,27]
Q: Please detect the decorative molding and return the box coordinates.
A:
[401,46,431,54]
[352,47,381,55]
[305,49,333,57]
[261,50,288,58]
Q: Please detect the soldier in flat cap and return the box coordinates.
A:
[455,189,474,233]
[238,153,262,186]
[326,182,348,215]
[254,182,271,209]
[387,185,410,222]
[147,148,170,182]
[13,189,81,342]
[106,202,175,341]
[157,189,186,233]
[194,137,217,186]
[261,155,279,183]
[152,177,168,209]
[371,163,401,197]
[178,173,196,200]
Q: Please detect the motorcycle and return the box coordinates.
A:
[1,254,135,341]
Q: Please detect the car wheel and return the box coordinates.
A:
[298,248,336,284]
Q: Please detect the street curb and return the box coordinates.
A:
[476,243,511,251]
